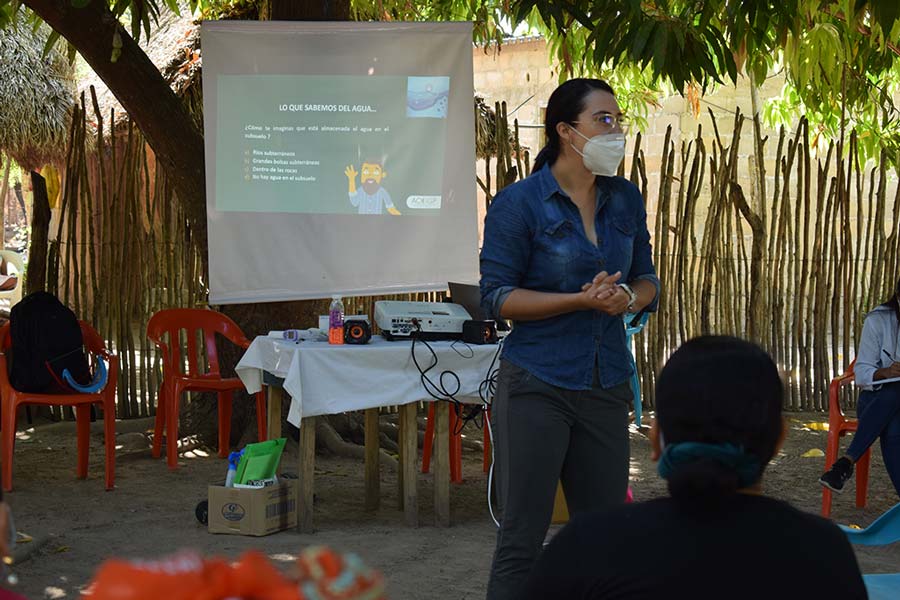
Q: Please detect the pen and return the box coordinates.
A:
[885,348,896,362]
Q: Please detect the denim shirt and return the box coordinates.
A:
[480,164,659,391]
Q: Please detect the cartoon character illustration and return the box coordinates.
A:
[344,159,401,215]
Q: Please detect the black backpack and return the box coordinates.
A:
[9,291,92,393]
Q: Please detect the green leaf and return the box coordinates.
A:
[648,27,670,83]
[41,29,59,56]
[751,56,767,86]
[870,0,900,39]
[673,24,685,51]
[630,18,656,61]
[112,0,129,17]
[512,0,538,24]
[130,8,140,41]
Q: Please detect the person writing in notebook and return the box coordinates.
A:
[820,277,900,496]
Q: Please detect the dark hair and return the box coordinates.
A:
[656,336,783,506]
[531,78,616,172]
[878,278,900,326]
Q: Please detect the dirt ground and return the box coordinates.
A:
[6,410,900,599]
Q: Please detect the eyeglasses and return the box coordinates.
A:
[571,112,630,133]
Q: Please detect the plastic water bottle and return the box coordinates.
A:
[329,295,345,345]
[225,450,243,487]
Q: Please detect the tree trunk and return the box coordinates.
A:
[27,171,50,294]
[13,182,28,250]
[0,157,10,248]
[23,0,355,447]
[23,0,208,271]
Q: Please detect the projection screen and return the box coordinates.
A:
[201,21,478,304]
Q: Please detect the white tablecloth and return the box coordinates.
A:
[236,335,501,426]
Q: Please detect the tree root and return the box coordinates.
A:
[316,418,397,470]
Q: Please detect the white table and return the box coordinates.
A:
[236,335,500,529]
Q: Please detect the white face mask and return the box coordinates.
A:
[569,128,626,177]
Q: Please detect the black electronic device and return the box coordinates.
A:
[344,319,372,344]
[448,282,511,331]
[462,319,499,345]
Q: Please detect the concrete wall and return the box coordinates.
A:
[472,37,898,247]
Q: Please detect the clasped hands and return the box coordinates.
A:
[579,271,630,315]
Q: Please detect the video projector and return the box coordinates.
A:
[374,301,472,341]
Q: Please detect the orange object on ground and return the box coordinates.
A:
[822,360,871,518]
[84,550,298,600]
[0,321,118,492]
[148,308,267,469]
[84,548,385,600]
[295,546,385,600]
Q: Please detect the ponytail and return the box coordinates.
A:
[666,459,741,507]
[531,145,557,172]
[658,441,762,507]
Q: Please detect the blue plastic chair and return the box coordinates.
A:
[624,312,650,427]
[863,574,900,600]
[839,502,900,546]
[840,502,900,599]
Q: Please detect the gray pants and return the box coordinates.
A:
[485,360,631,600]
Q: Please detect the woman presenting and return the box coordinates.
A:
[480,78,659,600]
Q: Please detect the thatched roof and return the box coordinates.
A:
[0,14,76,171]
[78,2,262,132]
[79,4,200,131]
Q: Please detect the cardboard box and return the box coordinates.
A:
[207,479,297,536]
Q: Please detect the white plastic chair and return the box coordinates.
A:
[0,250,24,308]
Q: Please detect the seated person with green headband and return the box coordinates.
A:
[524,336,866,599]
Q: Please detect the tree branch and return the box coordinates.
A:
[23,0,209,270]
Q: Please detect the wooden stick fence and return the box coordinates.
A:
[480,105,899,413]
[44,96,899,419]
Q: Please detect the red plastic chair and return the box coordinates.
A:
[822,360,871,518]
[148,308,266,469]
[0,321,118,492]
[422,404,491,483]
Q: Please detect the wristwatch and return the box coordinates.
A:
[617,283,638,313]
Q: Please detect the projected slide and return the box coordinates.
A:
[216,75,449,216]
[202,21,478,304]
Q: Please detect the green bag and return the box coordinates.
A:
[234,437,286,485]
